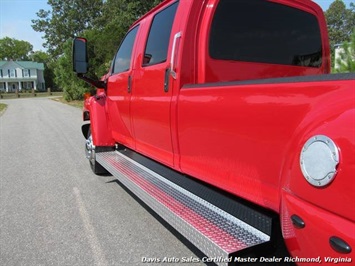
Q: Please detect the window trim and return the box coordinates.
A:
[142,0,179,68]
[111,24,140,75]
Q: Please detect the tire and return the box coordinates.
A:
[85,128,109,175]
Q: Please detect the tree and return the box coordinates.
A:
[325,0,355,67]
[326,0,355,46]
[89,0,162,77]
[31,0,103,57]
[31,51,55,90]
[32,0,104,98]
[0,37,33,60]
[335,30,355,72]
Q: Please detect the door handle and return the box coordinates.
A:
[164,68,170,93]
[170,31,182,79]
[128,75,132,93]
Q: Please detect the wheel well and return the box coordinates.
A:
[83,110,90,121]
[82,123,90,138]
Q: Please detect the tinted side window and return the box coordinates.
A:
[143,2,178,66]
[113,26,139,74]
[210,0,322,67]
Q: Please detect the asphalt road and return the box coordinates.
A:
[0,98,205,266]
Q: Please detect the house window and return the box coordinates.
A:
[23,69,30,77]
[9,69,17,78]
[0,69,3,77]
[23,82,33,89]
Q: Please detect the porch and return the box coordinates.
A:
[0,81,45,92]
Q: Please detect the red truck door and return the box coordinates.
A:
[106,26,140,149]
[130,1,179,167]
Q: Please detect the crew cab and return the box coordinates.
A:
[73,0,355,265]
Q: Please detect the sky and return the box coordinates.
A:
[0,0,353,52]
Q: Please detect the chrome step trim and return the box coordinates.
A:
[97,151,270,266]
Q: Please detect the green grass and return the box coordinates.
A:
[52,97,84,109]
[0,103,7,115]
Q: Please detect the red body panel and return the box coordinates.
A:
[85,94,115,147]
[130,66,175,167]
[282,89,355,222]
[106,73,136,149]
[177,80,355,214]
[130,18,175,168]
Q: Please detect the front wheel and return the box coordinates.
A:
[85,128,108,175]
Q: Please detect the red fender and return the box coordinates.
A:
[84,93,115,147]
[279,84,355,264]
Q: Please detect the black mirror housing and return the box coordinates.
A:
[72,37,106,89]
[73,37,88,74]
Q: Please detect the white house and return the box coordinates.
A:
[0,60,45,92]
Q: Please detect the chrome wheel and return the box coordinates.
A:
[85,133,95,165]
[85,128,108,175]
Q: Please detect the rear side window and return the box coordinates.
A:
[143,1,178,66]
[113,26,139,74]
[210,0,322,67]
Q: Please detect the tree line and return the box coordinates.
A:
[0,0,354,100]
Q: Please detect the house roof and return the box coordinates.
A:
[0,60,44,70]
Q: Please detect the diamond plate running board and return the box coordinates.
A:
[96,151,271,266]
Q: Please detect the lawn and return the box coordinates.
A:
[52,97,83,109]
[0,103,7,114]
[0,92,83,113]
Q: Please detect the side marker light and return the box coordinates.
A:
[329,236,352,254]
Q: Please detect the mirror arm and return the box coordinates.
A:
[77,73,106,90]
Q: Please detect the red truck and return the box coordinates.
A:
[73,0,355,265]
